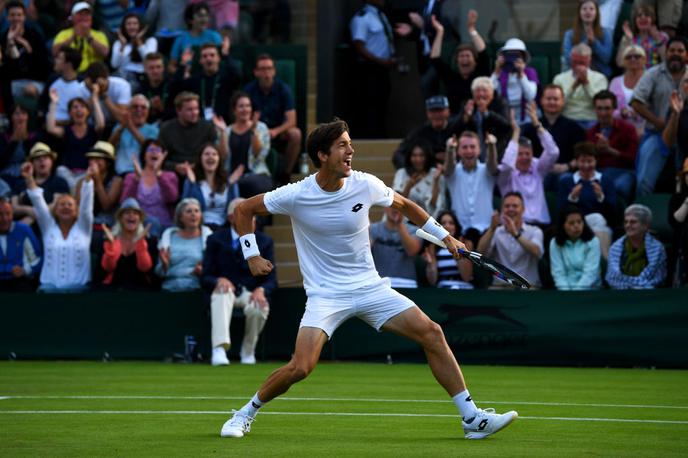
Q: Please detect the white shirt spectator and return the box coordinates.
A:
[485,224,544,287]
[77,76,132,123]
[49,78,84,122]
[446,162,495,233]
[111,37,158,75]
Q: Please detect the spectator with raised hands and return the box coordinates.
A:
[47,89,105,191]
[429,10,489,115]
[0,0,50,106]
[109,95,160,176]
[616,3,669,69]
[77,62,132,128]
[662,75,688,165]
[120,139,178,236]
[100,198,156,290]
[167,2,222,75]
[557,142,616,258]
[553,43,608,128]
[11,143,69,229]
[477,192,544,288]
[423,210,473,290]
[111,13,158,87]
[454,77,511,159]
[563,0,614,78]
[609,45,647,138]
[224,91,274,198]
[606,204,667,289]
[180,143,239,231]
[51,2,109,73]
[75,141,123,227]
[549,205,601,290]
[491,38,539,125]
[22,160,94,292]
[393,138,445,219]
[155,197,212,292]
[498,104,559,226]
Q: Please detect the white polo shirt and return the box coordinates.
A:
[264,171,394,296]
[446,162,495,233]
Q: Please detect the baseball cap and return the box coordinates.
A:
[425,95,449,111]
[71,2,92,15]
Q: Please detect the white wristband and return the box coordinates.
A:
[422,217,450,242]
[239,234,260,260]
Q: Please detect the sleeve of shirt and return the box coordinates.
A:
[93,30,109,48]
[635,237,667,287]
[26,187,52,236]
[630,70,653,105]
[592,29,614,66]
[536,129,560,176]
[548,239,571,290]
[604,238,625,288]
[112,78,132,105]
[392,168,406,192]
[282,82,295,112]
[365,173,395,207]
[111,41,124,69]
[520,74,538,101]
[562,30,573,70]
[350,15,367,42]
[530,226,544,259]
[589,72,609,96]
[76,179,94,236]
[573,237,601,290]
[53,29,71,45]
[170,36,183,60]
[264,181,299,215]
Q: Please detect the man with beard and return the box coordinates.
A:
[631,36,688,196]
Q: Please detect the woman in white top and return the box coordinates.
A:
[111,13,158,86]
[392,139,445,218]
[609,44,646,138]
[23,161,94,292]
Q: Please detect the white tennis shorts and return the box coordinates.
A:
[300,278,417,338]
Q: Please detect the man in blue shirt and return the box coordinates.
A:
[245,54,302,185]
[0,198,42,291]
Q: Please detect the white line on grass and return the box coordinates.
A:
[0,410,687,425]
[2,395,687,410]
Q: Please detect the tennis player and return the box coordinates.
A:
[221,119,517,439]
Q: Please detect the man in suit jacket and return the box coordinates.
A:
[202,198,277,366]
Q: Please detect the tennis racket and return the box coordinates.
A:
[415,228,531,290]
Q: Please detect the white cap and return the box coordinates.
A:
[71,1,92,15]
[499,38,530,63]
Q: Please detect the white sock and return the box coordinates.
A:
[239,393,265,418]
[453,389,478,421]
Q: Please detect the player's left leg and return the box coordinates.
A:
[382,307,518,439]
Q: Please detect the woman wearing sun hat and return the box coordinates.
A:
[12,142,69,229]
[100,197,157,290]
[75,141,123,227]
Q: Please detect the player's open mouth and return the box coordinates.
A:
[344,159,351,167]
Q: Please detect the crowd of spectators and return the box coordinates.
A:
[373,1,688,290]
[0,0,686,300]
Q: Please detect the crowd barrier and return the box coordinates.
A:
[1,287,686,368]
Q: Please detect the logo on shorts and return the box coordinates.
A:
[351,203,364,212]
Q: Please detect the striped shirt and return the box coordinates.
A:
[436,247,473,289]
[605,233,666,289]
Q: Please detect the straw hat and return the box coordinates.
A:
[27,142,57,161]
[85,141,116,161]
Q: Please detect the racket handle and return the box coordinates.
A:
[415,228,467,255]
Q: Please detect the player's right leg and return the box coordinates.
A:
[220,326,328,438]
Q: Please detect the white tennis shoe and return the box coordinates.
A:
[220,410,255,438]
[462,408,518,439]
[211,347,229,366]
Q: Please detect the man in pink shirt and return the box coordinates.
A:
[497,103,559,225]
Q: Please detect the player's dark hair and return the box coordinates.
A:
[403,138,433,175]
[554,205,594,245]
[306,118,349,168]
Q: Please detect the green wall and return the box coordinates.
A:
[1,288,686,367]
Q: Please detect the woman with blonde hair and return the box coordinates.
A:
[609,44,647,137]
[22,160,94,292]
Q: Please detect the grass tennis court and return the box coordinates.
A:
[1,361,687,457]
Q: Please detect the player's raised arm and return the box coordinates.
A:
[391,192,466,258]
[234,194,274,276]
